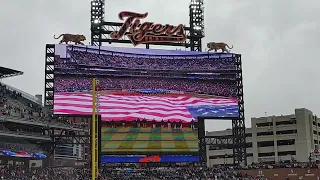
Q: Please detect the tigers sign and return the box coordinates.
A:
[110,11,187,46]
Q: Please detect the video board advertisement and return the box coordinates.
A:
[53,45,239,157]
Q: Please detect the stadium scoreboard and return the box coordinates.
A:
[52,44,239,163]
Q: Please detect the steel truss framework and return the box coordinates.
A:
[39,128,91,167]
[198,54,246,166]
[44,44,55,107]
[234,54,246,166]
[90,0,204,51]
[43,45,92,156]
[40,129,91,154]
[44,46,246,165]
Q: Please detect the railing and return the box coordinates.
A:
[0,123,47,137]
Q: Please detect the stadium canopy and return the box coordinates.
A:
[0,66,23,79]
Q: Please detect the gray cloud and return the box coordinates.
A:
[0,0,319,131]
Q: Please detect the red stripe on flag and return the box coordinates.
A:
[54,92,237,122]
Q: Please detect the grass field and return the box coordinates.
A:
[101,127,198,152]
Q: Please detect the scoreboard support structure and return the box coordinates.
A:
[198,54,247,166]
[44,44,55,107]
[234,54,246,166]
[44,47,246,166]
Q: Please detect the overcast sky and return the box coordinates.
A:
[0,0,319,131]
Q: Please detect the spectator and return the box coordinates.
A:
[62,50,237,71]
[54,76,237,98]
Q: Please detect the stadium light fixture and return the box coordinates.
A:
[93,19,100,24]
[190,0,204,32]
[91,0,104,25]
[194,26,201,30]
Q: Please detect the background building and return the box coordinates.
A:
[206,108,319,166]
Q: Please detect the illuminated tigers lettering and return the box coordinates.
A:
[110,11,187,46]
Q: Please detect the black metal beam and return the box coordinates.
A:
[44,44,55,107]
[197,118,206,164]
[46,129,91,153]
[233,54,246,166]
[198,55,246,166]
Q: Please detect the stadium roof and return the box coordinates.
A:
[0,66,23,79]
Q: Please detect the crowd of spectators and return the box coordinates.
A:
[0,166,89,180]
[98,166,252,180]
[242,161,320,169]
[54,57,77,69]
[54,77,237,97]
[1,83,45,119]
[0,83,87,135]
[53,49,238,99]
[64,50,237,71]
[1,160,320,179]
[54,68,237,80]
[0,165,257,180]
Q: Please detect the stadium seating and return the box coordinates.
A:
[56,50,237,71]
[0,165,250,179]
[1,162,319,179]
[0,137,40,152]
[54,76,237,98]
[54,68,237,80]
[0,83,90,155]
[0,83,83,128]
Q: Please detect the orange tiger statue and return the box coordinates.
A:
[207,42,234,53]
[54,34,86,45]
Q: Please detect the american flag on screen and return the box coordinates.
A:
[53,92,239,122]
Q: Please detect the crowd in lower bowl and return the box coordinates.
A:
[4,162,320,180]
[0,165,257,180]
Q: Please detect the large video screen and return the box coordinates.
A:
[53,45,239,155]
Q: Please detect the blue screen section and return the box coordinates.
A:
[101,156,199,163]
[187,104,239,118]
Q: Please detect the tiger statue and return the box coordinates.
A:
[207,42,234,53]
[54,34,86,45]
